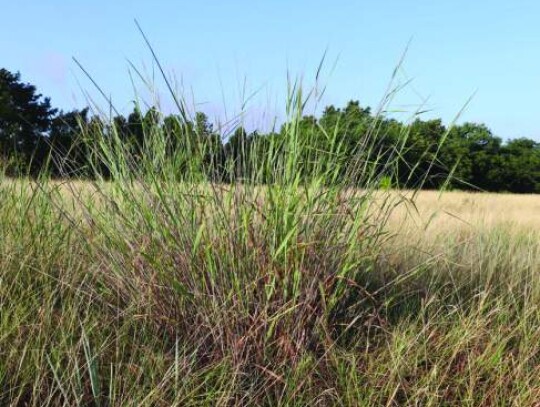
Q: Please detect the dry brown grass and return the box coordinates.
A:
[4,178,539,237]
[392,190,540,230]
[387,190,540,249]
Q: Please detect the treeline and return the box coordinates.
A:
[1,68,539,192]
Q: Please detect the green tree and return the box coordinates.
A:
[398,119,446,188]
[49,108,90,176]
[498,138,540,193]
[0,68,57,173]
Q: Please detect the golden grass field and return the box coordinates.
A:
[395,190,540,230]
[387,189,540,264]
[4,178,539,234]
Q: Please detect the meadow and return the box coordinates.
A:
[1,176,539,406]
[1,71,540,405]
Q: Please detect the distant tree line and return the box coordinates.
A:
[1,68,539,192]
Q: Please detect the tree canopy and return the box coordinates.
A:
[0,68,539,193]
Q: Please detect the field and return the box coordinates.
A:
[0,68,538,405]
[3,2,540,404]
[1,172,539,405]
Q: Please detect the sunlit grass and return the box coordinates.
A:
[1,53,539,405]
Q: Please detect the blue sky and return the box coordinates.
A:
[2,1,540,140]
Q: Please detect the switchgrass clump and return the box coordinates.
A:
[71,77,410,400]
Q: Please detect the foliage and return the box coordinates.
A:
[1,68,539,193]
[0,69,57,174]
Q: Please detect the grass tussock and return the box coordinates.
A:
[1,67,540,406]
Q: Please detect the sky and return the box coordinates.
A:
[2,1,540,140]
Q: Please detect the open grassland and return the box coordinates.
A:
[1,69,539,405]
[1,177,539,406]
[392,190,540,232]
